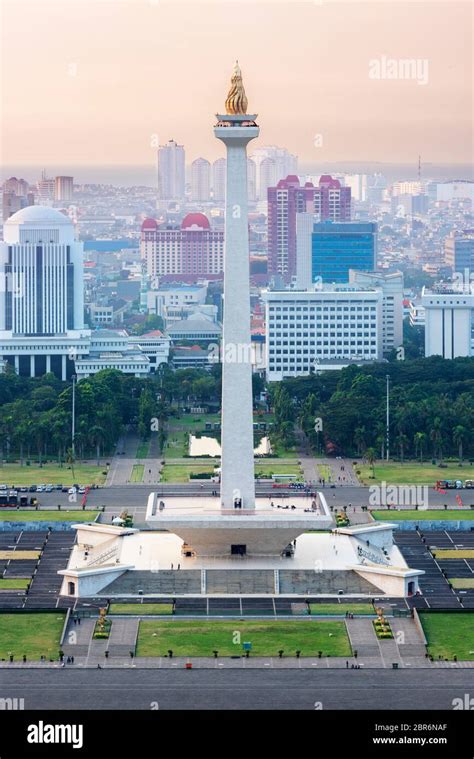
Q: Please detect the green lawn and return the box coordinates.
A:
[109,603,173,615]
[136,620,351,657]
[161,463,217,483]
[130,464,144,483]
[136,441,150,459]
[420,612,474,660]
[449,578,474,589]
[310,603,375,616]
[372,510,474,521]
[0,612,65,660]
[0,510,96,522]
[0,578,30,590]
[254,460,303,479]
[318,464,333,482]
[0,463,107,486]
[357,462,474,486]
[165,431,189,458]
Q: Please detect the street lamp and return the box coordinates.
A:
[71,374,77,460]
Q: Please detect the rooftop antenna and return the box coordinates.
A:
[417,155,422,183]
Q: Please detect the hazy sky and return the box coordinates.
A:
[1,0,472,167]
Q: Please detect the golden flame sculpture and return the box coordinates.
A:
[225,61,248,115]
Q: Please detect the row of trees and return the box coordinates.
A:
[274,356,474,461]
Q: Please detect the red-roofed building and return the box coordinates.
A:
[141,213,223,278]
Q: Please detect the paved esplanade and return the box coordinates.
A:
[214,63,259,511]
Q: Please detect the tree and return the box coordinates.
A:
[453,425,467,464]
[365,447,376,477]
[414,432,427,463]
[354,427,367,456]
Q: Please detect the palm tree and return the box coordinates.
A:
[430,418,444,463]
[414,432,427,463]
[453,425,467,464]
[89,426,107,466]
[354,426,367,456]
[365,447,377,477]
[396,433,409,463]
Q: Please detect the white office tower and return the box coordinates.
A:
[214,62,259,511]
[0,206,90,379]
[247,158,257,202]
[212,158,226,202]
[191,158,211,202]
[349,269,404,355]
[422,285,474,358]
[158,139,185,201]
[55,176,74,202]
[252,145,298,199]
[343,174,368,202]
[263,287,383,381]
[295,212,314,289]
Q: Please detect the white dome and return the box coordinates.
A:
[6,205,72,226]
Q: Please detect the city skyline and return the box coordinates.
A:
[1,0,472,167]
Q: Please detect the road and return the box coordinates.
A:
[24,483,471,525]
[1,668,473,710]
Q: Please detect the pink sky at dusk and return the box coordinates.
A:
[1,0,472,167]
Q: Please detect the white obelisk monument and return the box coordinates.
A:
[214,62,259,511]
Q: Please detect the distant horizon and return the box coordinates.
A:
[2,161,472,190]
[1,1,472,166]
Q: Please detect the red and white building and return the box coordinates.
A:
[141,213,224,277]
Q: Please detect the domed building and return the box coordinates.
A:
[0,205,91,379]
[140,212,223,279]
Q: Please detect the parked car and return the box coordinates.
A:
[19,486,28,492]
[29,485,37,492]
[45,484,54,492]
[68,487,77,495]
[55,484,63,491]
[61,486,69,493]
[36,485,45,492]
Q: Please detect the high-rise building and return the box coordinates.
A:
[445,230,474,276]
[422,285,474,358]
[158,139,185,201]
[141,212,223,277]
[0,206,90,379]
[247,158,257,202]
[2,192,34,221]
[343,174,368,202]
[349,269,404,355]
[312,222,377,284]
[2,177,29,196]
[191,158,211,202]
[267,176,315,279]
[212,158,226,201]
[263,287,383,381]
[55,176,74,202]
[268,175,352,280]
[314,175,351,222]
[36,171,55,202]
[251,145,297,199]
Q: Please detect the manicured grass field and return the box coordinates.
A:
[130,464,144,483]
[136,441,150,459]
[449,578,474,589]
[0,578,30,590]
[420,612,474,660]
[0,612,65,660]
[310,603,375,616]
[254,460,303,479]
[357,462,474,486]
[432,549,474,559]
[0,510,96,522]
[0,463,107,486]
[160,463,217,483]
[372,510,474,521]
[136,620,352,657]
[109,603,173,616]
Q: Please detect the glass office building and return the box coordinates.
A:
[312,222,377,284]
